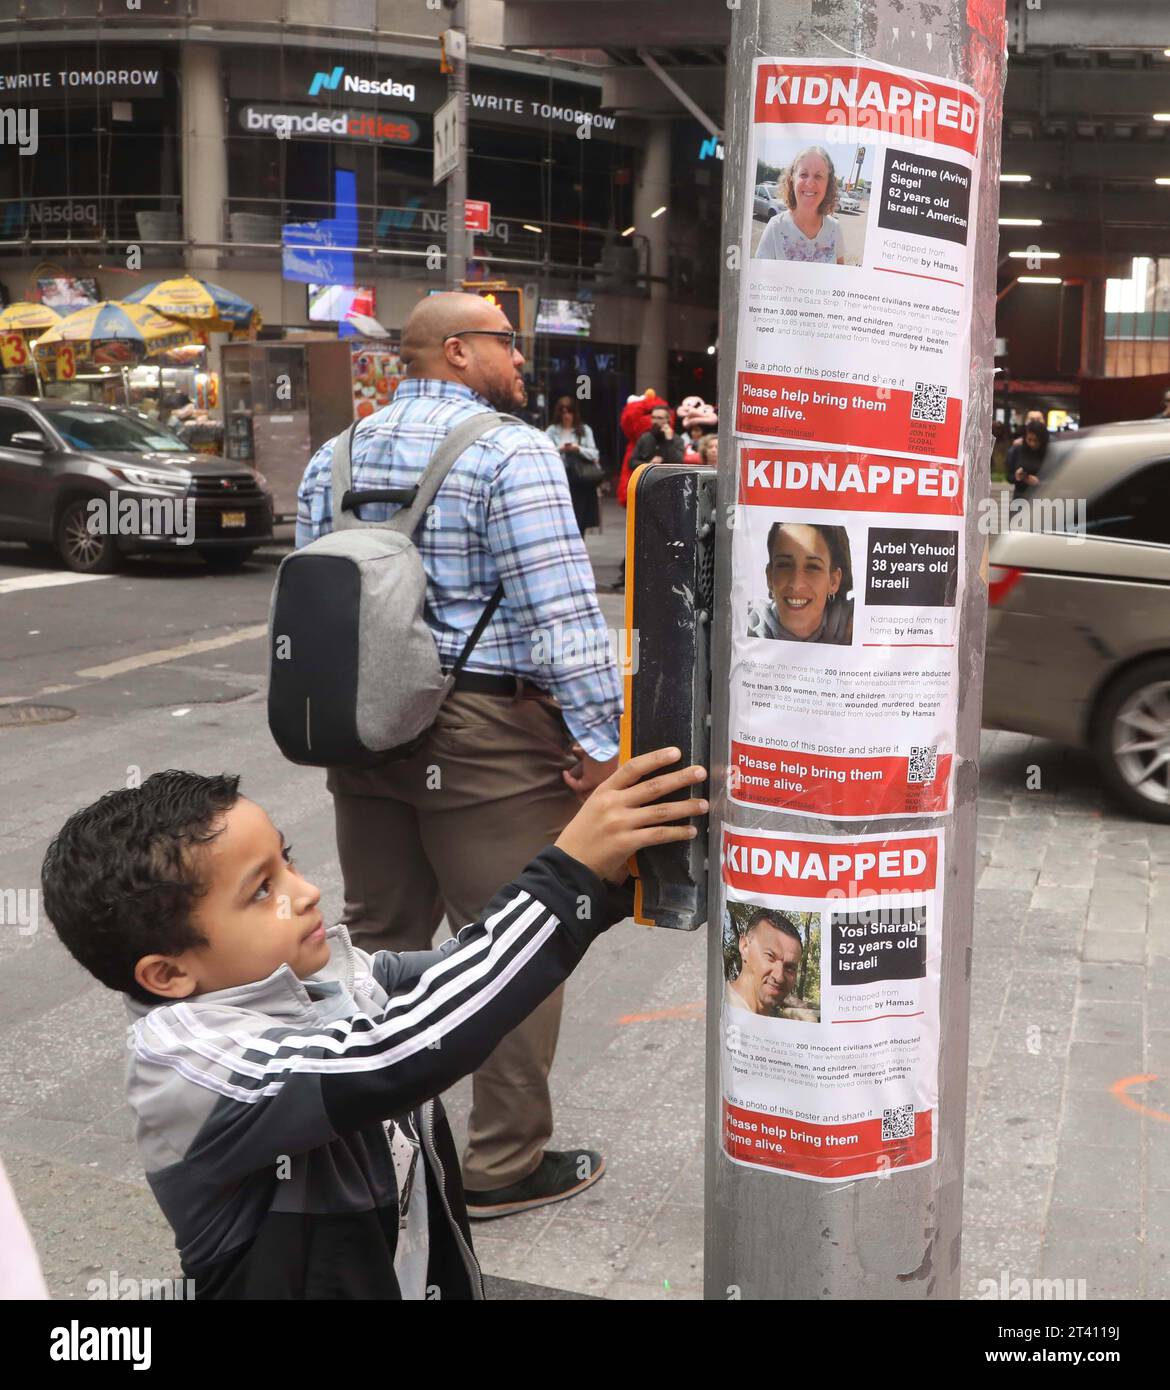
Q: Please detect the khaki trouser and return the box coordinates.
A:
[326,689,581,1190]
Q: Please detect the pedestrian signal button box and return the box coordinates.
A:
[620,462,717,930]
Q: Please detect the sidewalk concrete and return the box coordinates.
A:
[963,732,1169,1301]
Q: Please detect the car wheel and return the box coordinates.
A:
[55,498,122,575]
[1094,658,1170,823]
[199,546,256,570]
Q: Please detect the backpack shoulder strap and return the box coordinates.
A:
[387,410,510,536]
[329,420,360,532]
[331,411,514,535]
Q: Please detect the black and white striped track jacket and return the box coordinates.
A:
[123,846,625,1300]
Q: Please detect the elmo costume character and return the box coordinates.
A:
[617,389,673,506]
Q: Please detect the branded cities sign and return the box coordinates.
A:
[239,104,419,145]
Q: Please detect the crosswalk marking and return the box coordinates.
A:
[75,624,268,679]
[0,572,110,596]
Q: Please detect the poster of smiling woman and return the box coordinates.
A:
[727,443,963,822]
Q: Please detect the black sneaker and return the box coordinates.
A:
[465,1150,606,1221]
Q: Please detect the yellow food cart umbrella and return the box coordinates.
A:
[33,300,198,363]
[124,276,261,335]
[0,301,63,333]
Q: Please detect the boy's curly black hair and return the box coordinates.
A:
[41,771,241,1005]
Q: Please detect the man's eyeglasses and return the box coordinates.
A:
[444,329,518,353]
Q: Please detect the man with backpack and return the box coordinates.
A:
[292,292,622,1218]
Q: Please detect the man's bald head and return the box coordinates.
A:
[400,292,509,366]
[398,291,525,412]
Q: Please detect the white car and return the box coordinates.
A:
[753,183,782,221]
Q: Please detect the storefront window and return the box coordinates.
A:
[0,47,180,248]
[221,46,636,276]
[1104,257,1170,378]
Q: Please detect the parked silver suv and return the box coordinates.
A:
[984,418,1170,821]
[0,397,274,573]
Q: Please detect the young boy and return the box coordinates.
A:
[41,747,706,1300]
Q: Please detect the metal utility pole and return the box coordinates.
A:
[442,0,471,288]
[706,0,1006,1298]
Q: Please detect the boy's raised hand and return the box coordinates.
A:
[554,747,708,884]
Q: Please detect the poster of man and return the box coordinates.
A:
[723,903,821,1022]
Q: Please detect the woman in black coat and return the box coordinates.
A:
[546,396,602,535]
[1008,423,1050,500]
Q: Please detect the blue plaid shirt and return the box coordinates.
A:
[296,378,621,759]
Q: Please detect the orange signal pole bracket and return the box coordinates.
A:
[620,462,649,923]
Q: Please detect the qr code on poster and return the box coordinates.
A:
[908,745,938,784]
[882,1104,915,1141]
[910,380,948,423]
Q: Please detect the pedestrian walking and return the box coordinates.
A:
[1012,408,1046,447]
[295,292,623,1219]
[631,401,686,472]
[678,398,717,463]
[1009,422,1050,500]
[546,395,603,536]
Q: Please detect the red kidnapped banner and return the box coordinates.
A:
[753,62,981,160]
[730,740,952,817]
[724,1100,934,1178]
[722,828,938,897]
[737,371,963,460]
[738,446,963,516]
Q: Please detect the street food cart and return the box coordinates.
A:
[32,300,200,407]
[220,337,353,520]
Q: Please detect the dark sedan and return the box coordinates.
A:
[0,397,274,573]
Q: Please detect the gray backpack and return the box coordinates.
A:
[268,411,511,767]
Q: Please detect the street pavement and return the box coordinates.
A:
[0,501,1166,1300]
